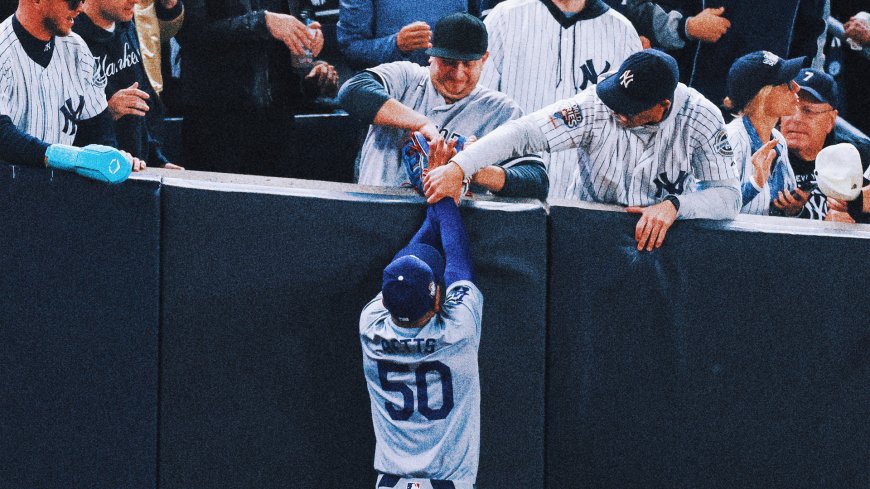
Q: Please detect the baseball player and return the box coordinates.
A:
[339,12,548,200]
[480,0,642,199]
[0,0,143,178]
[426,49,741,250]
[360,197,481,488]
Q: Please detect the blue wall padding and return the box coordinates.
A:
[546,203,870,489]
[0,165,160,489]
[158,184,547,489]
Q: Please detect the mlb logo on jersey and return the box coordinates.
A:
[406,483,422,489]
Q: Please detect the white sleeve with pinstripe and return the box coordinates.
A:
[479,0,642,200]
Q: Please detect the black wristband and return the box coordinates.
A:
[664,194,681,213]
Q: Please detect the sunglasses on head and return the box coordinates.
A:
[64,0,84,10]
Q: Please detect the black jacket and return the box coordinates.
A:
[73,14,169,165]
[176,0,312,112]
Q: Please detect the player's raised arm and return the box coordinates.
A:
[430,198,473,286]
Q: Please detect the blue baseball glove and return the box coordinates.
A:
[401,133,467,194]
[401,132,429,194]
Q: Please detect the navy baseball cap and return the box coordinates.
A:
[726,51,806,112]
[381,243,445,324]
[794,68,838,106]
[596,49,679,116]
[426,12,488,61]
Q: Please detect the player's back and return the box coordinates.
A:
[359,281,483,483]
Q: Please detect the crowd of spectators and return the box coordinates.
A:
[1,0,869,226]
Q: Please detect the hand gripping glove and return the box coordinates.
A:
[401,133,467,194]
[45,144,132,184]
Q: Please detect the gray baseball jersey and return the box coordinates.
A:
[358,61,523,187]
[480,0,641,199]
[453,83,739,210]
[727,117,796,216]
[0,16,107,145]
[360,281,483,483]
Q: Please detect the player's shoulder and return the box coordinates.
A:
[443,281,483,309]
[359,292,391,336]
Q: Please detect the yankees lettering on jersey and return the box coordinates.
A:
[480,0,641,198]
[0,17,107,146]
[358,61,523,187]
[359,281,483,483]
[93,41,141,84]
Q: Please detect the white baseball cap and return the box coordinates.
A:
[816,143,863,201]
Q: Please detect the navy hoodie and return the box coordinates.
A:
[73,14,169,166]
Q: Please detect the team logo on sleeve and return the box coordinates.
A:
[550,102,583,129]
[445,286,471,306]
[713,129,733,156]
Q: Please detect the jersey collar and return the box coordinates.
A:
[540,0,610,29]
[12,15,54,68]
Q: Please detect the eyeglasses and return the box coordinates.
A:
[64,0,84,10]
[794,106,833,117]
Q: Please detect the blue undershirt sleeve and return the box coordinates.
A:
[432,199,474,285]
[0,115,50,168]
[74,109,118,148]
[337,71,391,124]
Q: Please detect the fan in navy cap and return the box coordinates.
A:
[596,48,680,126]
[723,50,807,216]
[780,68,870,221]
[430,47,742,251]
[359,197,484,488]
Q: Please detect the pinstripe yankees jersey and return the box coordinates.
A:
[0,16,107,145]
[360,281,483,483]
[480,0,641,199]
[453,83,739,210]
[358,61,523,187]
[727,116,796,216]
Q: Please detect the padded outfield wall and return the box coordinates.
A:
[0,168,867,489]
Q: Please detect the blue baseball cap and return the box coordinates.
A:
[794,68,838,106]
[726,51,806,112]
[596,49,679,116]
[381,243,445,324]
